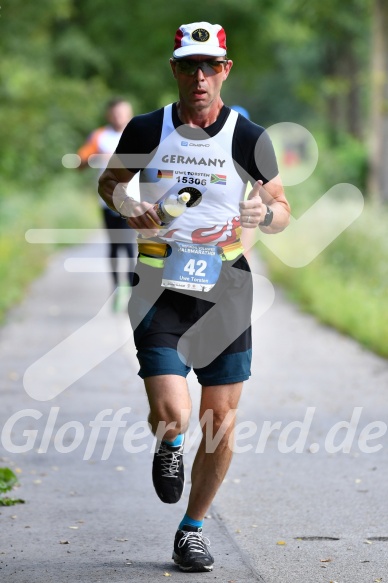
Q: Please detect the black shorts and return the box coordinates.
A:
[128,255,253,386]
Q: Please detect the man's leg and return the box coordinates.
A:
[145,374,192,441]
[102,207,119,289]
[145,374,191,504]
[109,243,120,287]
[186,381,243,520]
[172,382,243,573]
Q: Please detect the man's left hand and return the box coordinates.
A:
[239,180,266,228]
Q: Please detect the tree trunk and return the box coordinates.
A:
[346,52,362,139]
[368,0,388,202]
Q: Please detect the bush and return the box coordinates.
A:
[0,173,100,322]
[262,202,388,357]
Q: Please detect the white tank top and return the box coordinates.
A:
[140,104,246,246]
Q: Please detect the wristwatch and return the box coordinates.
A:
[259,205,274,227]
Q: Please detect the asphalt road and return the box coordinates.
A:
[0,239,387,582]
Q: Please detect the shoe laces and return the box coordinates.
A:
[157,443,183,478]
[178,531,211,554]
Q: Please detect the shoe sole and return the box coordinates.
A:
[172,552,213,572]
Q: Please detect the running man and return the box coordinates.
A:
[98,22,290,572]
[78,98,138,310]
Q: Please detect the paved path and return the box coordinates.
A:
[0,239,387,582]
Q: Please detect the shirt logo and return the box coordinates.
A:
[181,141,210,147]
[191,28,210,43]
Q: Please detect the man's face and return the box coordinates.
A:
[170,55,233,110]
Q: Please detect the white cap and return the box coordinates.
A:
[173,22,227,58]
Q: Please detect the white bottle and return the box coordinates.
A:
[155,192,191,225]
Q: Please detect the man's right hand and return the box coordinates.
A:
[120,197,162,238]
[99,165,162,238]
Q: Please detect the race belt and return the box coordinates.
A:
[138,240,244,293]
[138,240,243,262]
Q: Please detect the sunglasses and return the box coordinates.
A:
[173,59,228,75]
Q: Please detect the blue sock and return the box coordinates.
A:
[179,514,204,530]
[163,434,184,447]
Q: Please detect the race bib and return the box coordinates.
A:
[162,242,222,292]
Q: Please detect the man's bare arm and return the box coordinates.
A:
[98,154,162,237]
[258,174,290,234]
[98,154,135,212]
[239,174,290,234]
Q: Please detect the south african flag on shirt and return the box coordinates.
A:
[210,174,226,185]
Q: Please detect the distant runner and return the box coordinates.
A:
[78,98,139,310]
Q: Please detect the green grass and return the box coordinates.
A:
[0,174,100,323]
[258,131,388,357]
[262,202,388,357]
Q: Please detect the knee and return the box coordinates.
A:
[149,403,191,440]
[200,408,237,441]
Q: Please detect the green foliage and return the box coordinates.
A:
[0,468,18,493]
[0,174,100,323]
[242,0,371,130]
[283,130,368,219]
[0,0,372,188]
[261,127,386,357]
[0,468,25,506]
[315,133,368,193]
[0,65,108,186]
[262,198,388,357]
[0,498,25,507]
[0,0,110,188]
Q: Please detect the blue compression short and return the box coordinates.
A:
[128,254,252,386]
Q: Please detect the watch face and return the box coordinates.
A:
[262,205,273,226]
[266,206,274,225]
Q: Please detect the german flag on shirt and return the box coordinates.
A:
[157,169,174,179]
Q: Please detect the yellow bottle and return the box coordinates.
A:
[155,192,191,225]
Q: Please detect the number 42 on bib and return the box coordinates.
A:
[162,242,222,292]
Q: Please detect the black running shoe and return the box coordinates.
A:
[152,440,184,503]
[172,526,214,572]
